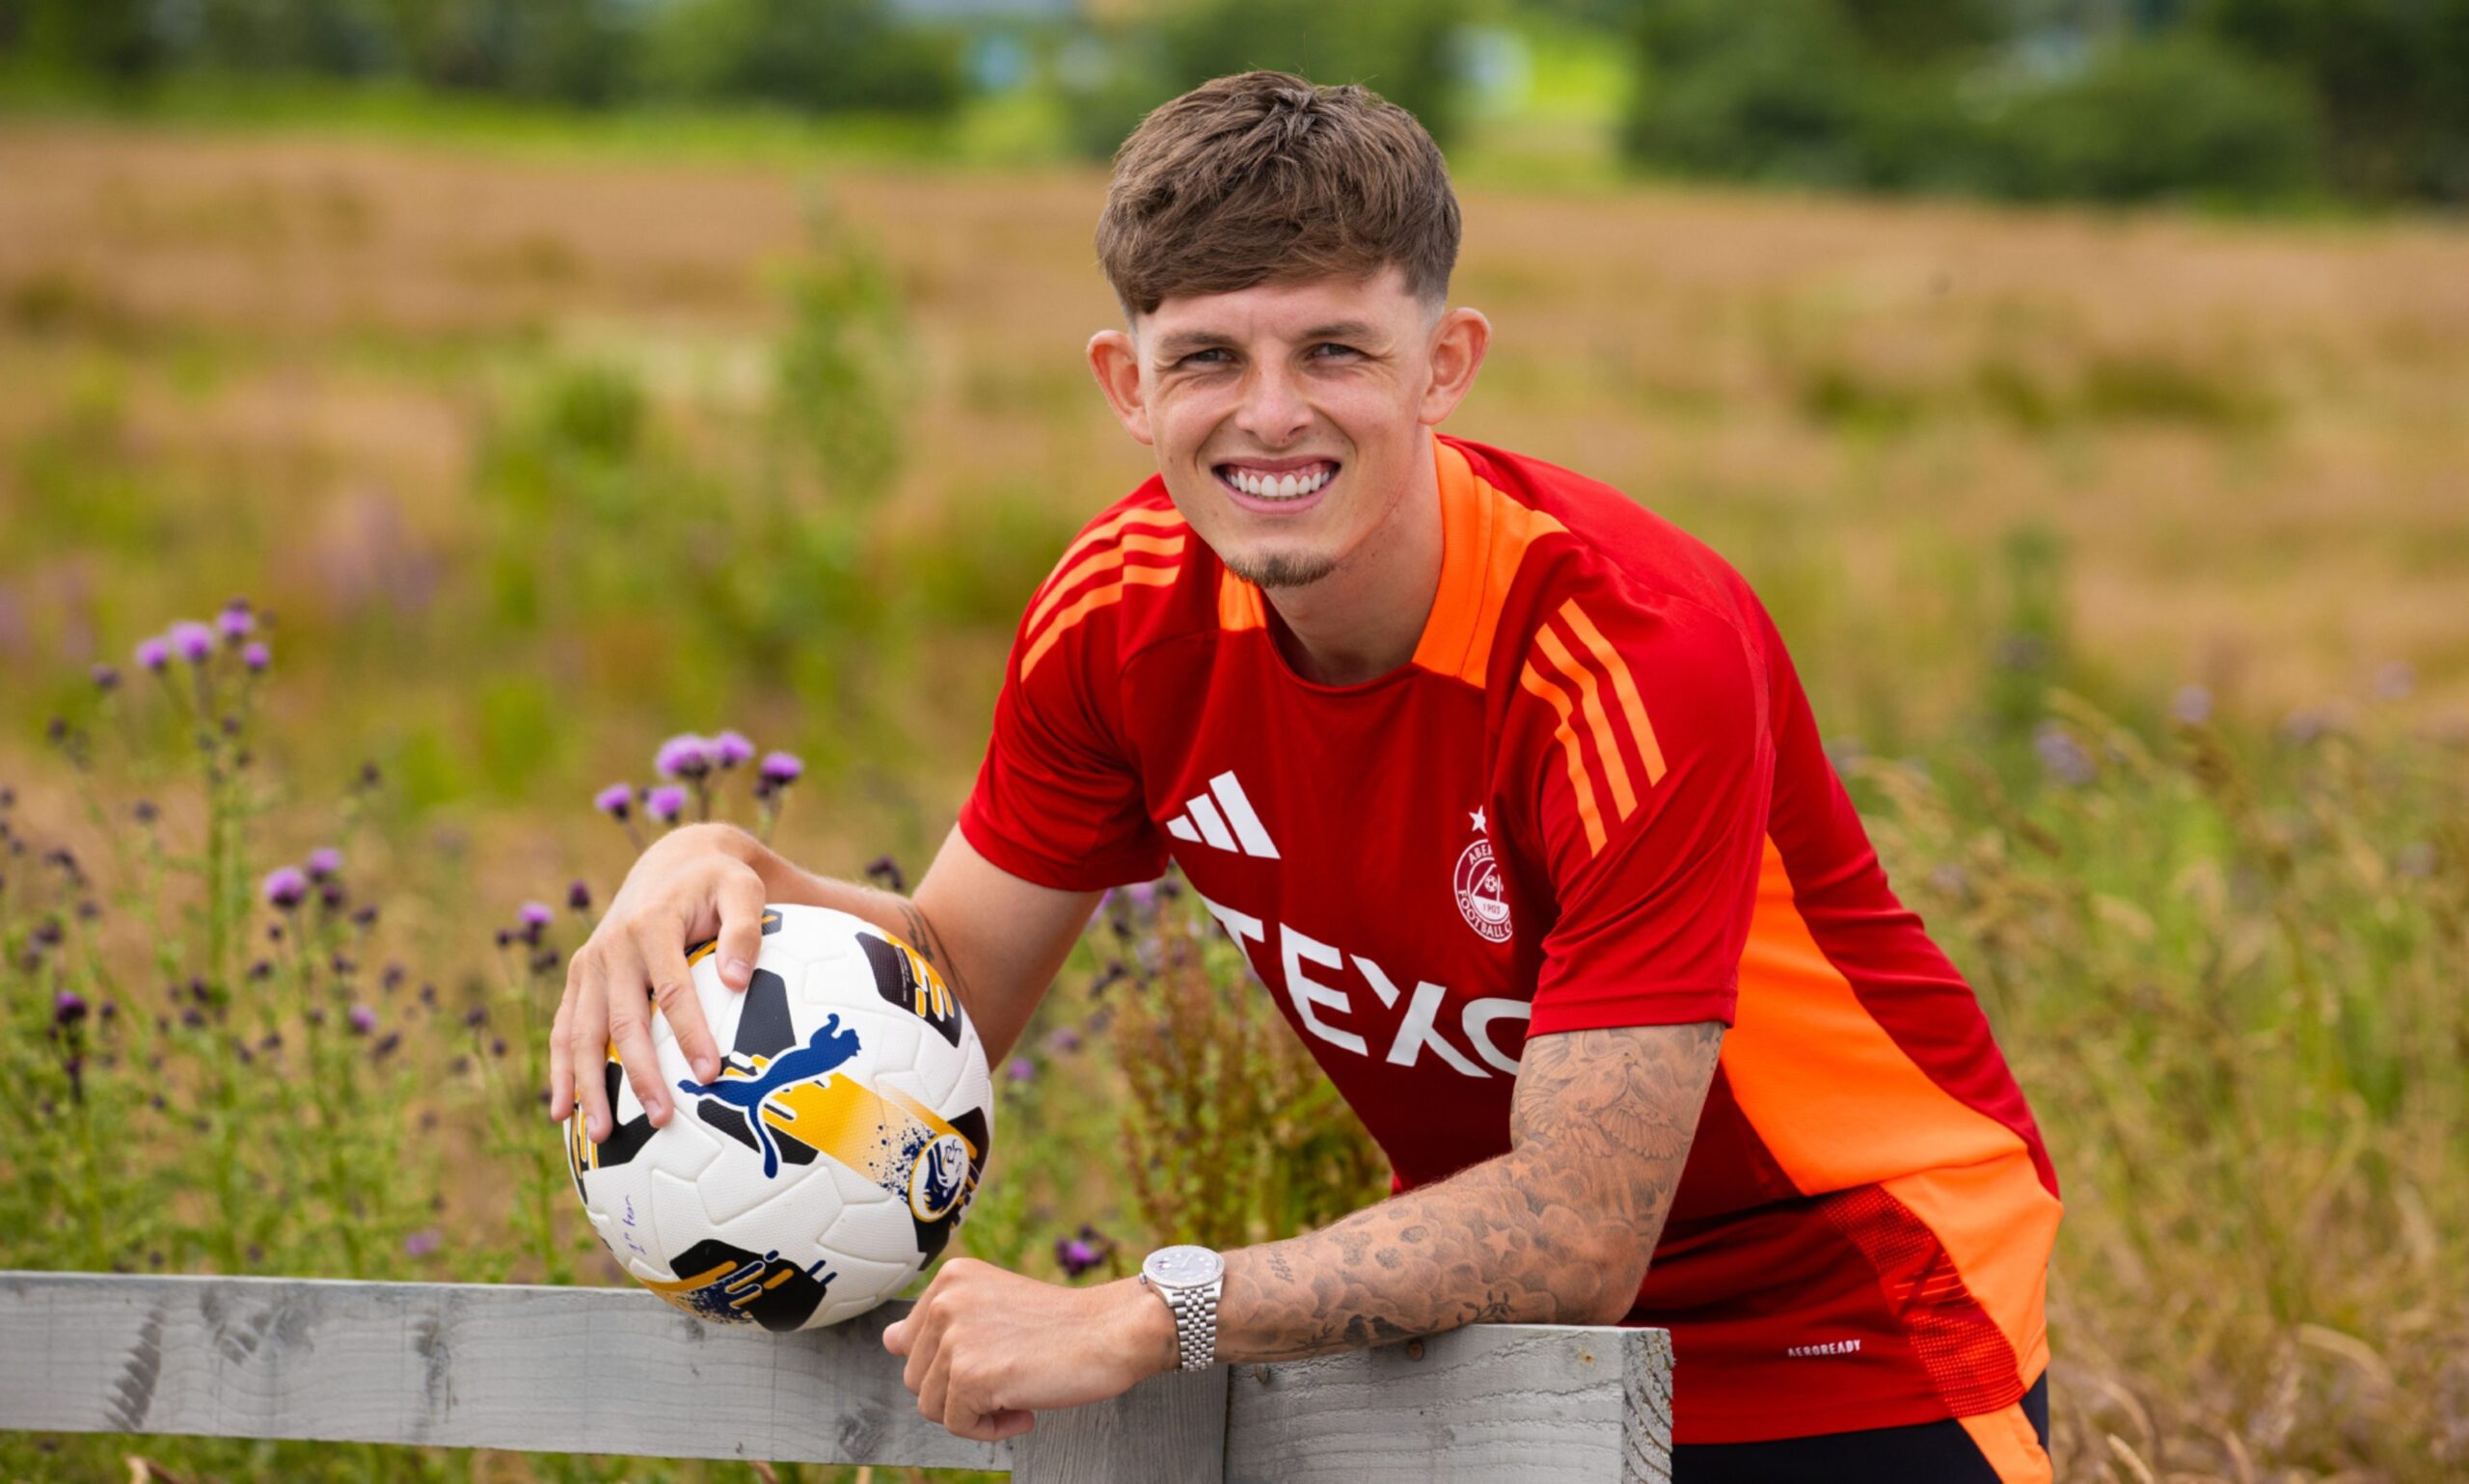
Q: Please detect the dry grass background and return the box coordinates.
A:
[3,121,2467,1483]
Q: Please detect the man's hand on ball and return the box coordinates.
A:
[546,822,771,1142]
[882,1257,1179,1442]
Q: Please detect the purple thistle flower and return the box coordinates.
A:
[261,866,308,911]
[712,730,756,768]
[655,734,713,779]
[1054,1223,1116,1278]
[1045,1024,1083,1054]
[347,1005,376,1036]
[1126,880,1158,911]
[644,784,687,823]
[1005,1056,1035,1085]
[2171,685,2213,725]
[217,607,256,642]
[305,847,342,880]
[53,990,88,1027]
[242,641,270,673]
[519,901,553,929]
[168,621,215,664]
[2032,723,2096,788]
[567,878,592,911]
[91,663,120,691]
[403,1229,442,1258]
[758,750,803,786]
[135,635,171,671]
[593,782,634,819]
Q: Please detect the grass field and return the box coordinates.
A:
[1,118,2465,1481]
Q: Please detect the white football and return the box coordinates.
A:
[563,904,993,1331]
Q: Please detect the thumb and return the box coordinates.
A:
[882,1315,909,1355]
[715,867,770,992]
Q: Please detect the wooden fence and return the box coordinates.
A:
[0,1272,1673,1481]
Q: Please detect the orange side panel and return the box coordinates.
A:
[1887,1155,2059,1386]
[1726,839,2030,1190]
[1726,836,2061,1383]
[1958,1405,2055,1484]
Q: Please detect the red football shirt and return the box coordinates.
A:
[960,431,2062,1446]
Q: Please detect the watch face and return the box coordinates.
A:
[1144,1244,1223,1287]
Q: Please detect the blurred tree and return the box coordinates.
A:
[640,0,963,114]
[3,0,169,84]
[1983,32,2322,201]
[2196,0,2469,200]
[1059,0,1470,161]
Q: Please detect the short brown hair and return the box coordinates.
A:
[1096,70,1461,322]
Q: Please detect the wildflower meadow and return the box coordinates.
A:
[2,116,2465,1483]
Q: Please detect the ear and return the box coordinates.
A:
[1417,307,1491,427]
[1087,328,1154,446]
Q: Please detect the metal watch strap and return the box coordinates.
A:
[1154,1275,1220,1371]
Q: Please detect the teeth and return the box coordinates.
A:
[1226,465,1333,499]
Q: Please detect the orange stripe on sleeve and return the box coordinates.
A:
[1026,531,1184,636]
[1019,564,1180,680]
[1559,598,1668,786]
[1045,504,1184,580]
[1519,661,1608,856]
[1533,622,1638,823]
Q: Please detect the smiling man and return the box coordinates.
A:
[549,70,2062,1482]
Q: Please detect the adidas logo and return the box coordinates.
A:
[1164,771,1280,859]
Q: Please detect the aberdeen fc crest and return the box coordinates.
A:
[1453,832,1513,943]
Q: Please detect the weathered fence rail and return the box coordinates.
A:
[0,1272,1672,1481]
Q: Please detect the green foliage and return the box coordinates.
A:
[2198,0,2469,201]
[773,208,909,510]
[640,0,963,116]
[1983,33,2324,202]
[1059,0,1472,161]
[1626,3,2327,202]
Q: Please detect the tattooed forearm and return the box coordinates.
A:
[1216,1021,1723,1365]
[890,897,973,1003]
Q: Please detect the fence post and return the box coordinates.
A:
[1010,1364,1227,1483]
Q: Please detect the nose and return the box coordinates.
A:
[1233,359,1311,447]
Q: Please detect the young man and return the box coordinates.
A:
[548,71,2061,1481]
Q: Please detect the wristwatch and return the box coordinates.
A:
[1138,1244,1225,1371]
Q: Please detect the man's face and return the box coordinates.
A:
[1088,265,1485,592]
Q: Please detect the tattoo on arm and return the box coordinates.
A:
[891,897,972,1005]
[1217,1021,1723,1364]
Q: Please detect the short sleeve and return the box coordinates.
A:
[957,558,1171,894]
[1517,590,1773,1037]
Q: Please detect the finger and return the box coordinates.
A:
[546,996,573,1124]
[638,922,720,1085]
[882,1314,910,1357]
[602,939,673,1128]
[985,1410,1034,1442]
[713,866,769,993]
[568,958,617,1144]
[900,1298,939,1397]
[918,1344,950,1428]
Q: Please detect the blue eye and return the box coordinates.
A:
[1180,349,1230,366]
[1312,343,1361,360]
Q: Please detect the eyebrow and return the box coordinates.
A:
[1150,321,1385,359]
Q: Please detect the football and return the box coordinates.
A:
[563,904,993,1332]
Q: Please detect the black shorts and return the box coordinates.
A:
[1673,1373,2050,1483]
